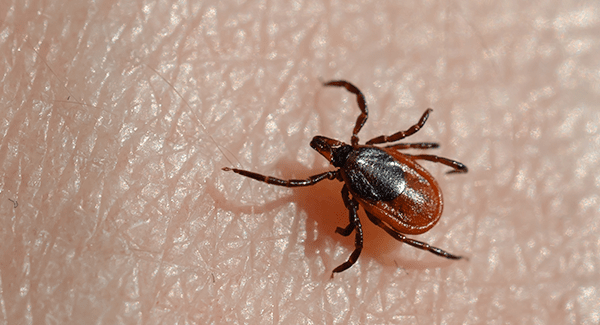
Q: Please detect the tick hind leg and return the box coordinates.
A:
[365,212,463,260]
[222,167,340,187]
[323,80,368,146]
[366,108,433,145]
[331,185,363,277]
[406,154,468,174]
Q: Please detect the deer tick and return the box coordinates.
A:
[223,80,468,277]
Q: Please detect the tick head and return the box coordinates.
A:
[310,136,353,168]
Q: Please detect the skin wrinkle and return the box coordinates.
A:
[0,0,599,324]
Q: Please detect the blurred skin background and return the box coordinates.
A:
[1,0,599,323]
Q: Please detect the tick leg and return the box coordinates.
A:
[332,186,363,277]
[335,186,356,236]
[366,108,432,145]
[405,154,468,174]
[385,142,440,150]
[323,80,368,146]
[365,212,463,260]
[222,168,339,187]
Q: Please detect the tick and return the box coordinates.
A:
[223,80,468,276]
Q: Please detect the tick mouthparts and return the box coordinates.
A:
[310,136,339,163]
[310,136,346,151]
[309,136,327,151]
[310,136,354,168]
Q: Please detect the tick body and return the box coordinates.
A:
[223,80,467,276]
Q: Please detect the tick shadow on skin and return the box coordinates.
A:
[214,156,465,275]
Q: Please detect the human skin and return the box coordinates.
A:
[1,0,599,324]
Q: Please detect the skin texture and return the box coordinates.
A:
[1,0,599,324]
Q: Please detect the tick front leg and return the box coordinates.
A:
[222,168,339,187]
[406,154,468,174]
[366,108,432,145]
[365,212,463,260]
[323,80,368,146]
[331,186,363,277]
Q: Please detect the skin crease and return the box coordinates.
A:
[1,0,599,324]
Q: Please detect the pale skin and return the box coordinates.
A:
[1,0,597,324]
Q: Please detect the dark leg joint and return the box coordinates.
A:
[335,223,355,237]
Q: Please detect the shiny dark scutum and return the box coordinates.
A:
[340,147,407,202]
